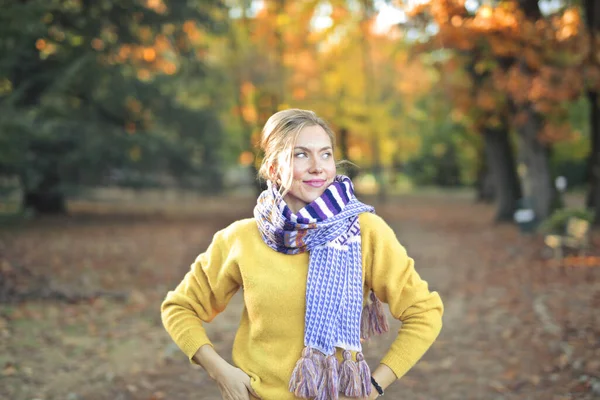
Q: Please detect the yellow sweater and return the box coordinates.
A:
[161,212,443,399]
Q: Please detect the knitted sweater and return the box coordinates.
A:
[161,212,443,400]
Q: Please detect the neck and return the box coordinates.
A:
[283,193,307,214]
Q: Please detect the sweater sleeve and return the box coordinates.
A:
[161,229,241,363]
[362,213,444,379]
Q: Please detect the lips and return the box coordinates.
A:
[303,179,326,188]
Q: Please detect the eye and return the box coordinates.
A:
[294,152,307,158]
[322,152,332,159]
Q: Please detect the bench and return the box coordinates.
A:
[544,217,591,263]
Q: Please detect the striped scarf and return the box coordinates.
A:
[254,175,389,400]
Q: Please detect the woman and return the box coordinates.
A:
[161,109,443,400]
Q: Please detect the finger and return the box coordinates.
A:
[244,378,261,399]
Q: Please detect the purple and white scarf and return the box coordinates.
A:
[254,175,389,400]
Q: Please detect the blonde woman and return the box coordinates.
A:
[161,109,443,400]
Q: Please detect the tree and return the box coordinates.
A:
[0,0,228,214]
[584,0,600,225]
[406,0,587,223]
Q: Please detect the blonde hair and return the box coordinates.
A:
[258,109,336,192]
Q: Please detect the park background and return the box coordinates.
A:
[1,0,600,399]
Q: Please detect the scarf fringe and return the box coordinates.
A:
[356,352,372,398]
[289,347,319,398]
[338,350,361,397]
[360,290,390,340]
[315,355,339,400]
[290,348,375,399]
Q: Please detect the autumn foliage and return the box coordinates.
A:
[407,0,595,143]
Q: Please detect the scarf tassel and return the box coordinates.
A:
[315,355,339,400]
[360,290,390,340]
[356,352,372,398]
[338,350,361,397]
[289,347,319,398]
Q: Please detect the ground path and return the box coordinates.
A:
[1,194,599,400]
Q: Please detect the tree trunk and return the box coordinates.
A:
[474,146,495,203]
[511,0,556,223]
[22,171,67,214]
[483,126,522,221]
[516,107,556,221]
[584,0,600,225]
[339,127,359,181]
[587,91,600,225]
[359,0,385,203]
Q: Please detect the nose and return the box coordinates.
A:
[310,159,324,174]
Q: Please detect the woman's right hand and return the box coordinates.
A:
[213,361,261,400]
[193,345,260,400]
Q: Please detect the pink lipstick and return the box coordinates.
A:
[304,179,326,188]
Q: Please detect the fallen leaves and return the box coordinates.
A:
[1,196,598,400]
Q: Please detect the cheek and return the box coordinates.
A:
[326,160,337,176]
[292,161,307,179]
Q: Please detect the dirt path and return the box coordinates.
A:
[1,195,599,400]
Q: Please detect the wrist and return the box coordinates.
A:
[370,376,384,398]
[193,345,230,381]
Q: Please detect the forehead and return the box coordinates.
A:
[295,125,332,147]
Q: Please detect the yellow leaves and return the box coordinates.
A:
[478,5,492,20]
[0,78,12,95]
[129,145,141,161]
[554,8,581,42]
[276,14,291,28]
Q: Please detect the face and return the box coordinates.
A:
[280,124,336,213]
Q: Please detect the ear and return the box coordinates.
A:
[268,163,280,183]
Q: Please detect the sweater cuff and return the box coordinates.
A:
[179,327,213,365]
[380,350,416,379]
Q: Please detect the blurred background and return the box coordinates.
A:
[1,0,599,399]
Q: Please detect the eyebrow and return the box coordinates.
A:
[294,146,333,152]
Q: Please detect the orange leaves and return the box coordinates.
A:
[183,20,204,45]
[555,8,581,42]
[475,91,498,112]
[238,151,254,166]
[142,47,156,62]
[109,34,179,79]
[35,38,46,50]
[488,36,520,58]
[505,63,583,116]
[436,25,475,51]
[538,122,576,144]
[144,0,167,14]
[585,64,600,92]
